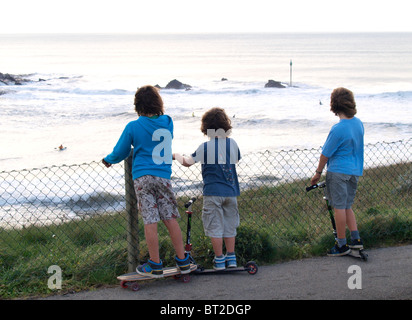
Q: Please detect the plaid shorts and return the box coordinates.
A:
[134,175,180,225]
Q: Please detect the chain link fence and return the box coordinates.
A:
[1,139,411,297]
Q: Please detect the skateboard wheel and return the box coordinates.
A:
[131,282,140,291]
[120,281,128,289]
[245,261,258,275]
[181,275,191,283]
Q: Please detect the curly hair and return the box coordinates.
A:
[200,107,232,137]
[134,85,165,116]
[330,87,357,117]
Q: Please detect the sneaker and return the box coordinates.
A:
[225,253,237,268]
[349,238,364,249]
[327,243,351,257]
[213,255,226,270]
[136,260,163,278]
[175,253,191,274]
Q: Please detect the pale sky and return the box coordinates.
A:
[2,0,412,33]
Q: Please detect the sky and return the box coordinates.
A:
[2,0,412,33]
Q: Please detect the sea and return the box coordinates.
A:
[1,32,412,227]
[1,33,411,172]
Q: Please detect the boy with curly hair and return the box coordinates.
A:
[174,107,241,270]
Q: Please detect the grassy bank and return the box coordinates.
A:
[1,162,411,299]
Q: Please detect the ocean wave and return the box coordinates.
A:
[234,117,325,129]
[360,90,412,100]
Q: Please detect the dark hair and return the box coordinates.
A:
[330,87,357,117]
[134,85,165,116]
[200,107,232,136]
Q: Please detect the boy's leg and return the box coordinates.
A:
[144,223,160,263]
[163,218,191,273]
[137,222,163,278]
[210,237,226,270]
[224,237,237,268]
[163,218,185,260]
[346,208,363,248]
[334,208,347,240]
[224,237,235,253]
[211,237,223,256]
[346,208,358,232]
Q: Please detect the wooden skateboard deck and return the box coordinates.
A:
[117,264,197,290]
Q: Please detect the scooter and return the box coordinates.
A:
[306,181,368,261]
[183,197,259,275]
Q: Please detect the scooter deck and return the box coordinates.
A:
[193,261,258,275]
[348,248,368,261]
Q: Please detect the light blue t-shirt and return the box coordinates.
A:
[191,137,241,197]
[104,115,173,180]
[322,117,364,176]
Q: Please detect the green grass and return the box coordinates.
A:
[1,162,411,299]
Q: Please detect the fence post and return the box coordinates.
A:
[124,149,139,272]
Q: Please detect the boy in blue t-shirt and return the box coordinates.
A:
[311,87,364,257]
[173,108,241,270]
[102,85,190,278]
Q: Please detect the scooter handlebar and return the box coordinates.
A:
[306,181,326,192]
[184,197,197,208]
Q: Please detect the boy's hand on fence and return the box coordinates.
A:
[102,158,112,168]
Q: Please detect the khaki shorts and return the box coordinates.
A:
[325,171,359,209]
[134,175,180,225]
[202,196,239,238]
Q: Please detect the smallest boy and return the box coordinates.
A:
[173,107,241,270]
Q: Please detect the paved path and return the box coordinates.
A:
[41,245,411,300]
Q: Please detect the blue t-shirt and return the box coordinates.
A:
[191,137,241,197]
[104,115,174,180]
[322,117,364,176]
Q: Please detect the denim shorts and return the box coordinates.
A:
[202,196,239,238]
[134,175,180,225]
[325,171,359,209]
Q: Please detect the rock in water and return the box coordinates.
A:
[264,79,286,88]
[165,79,192,90]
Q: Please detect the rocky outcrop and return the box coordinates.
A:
[0,72,30,85]
[164,79,191,90]
[264,79,286,88]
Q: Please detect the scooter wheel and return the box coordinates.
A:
[245,261,258,275]
[360,251,368,261]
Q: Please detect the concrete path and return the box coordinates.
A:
[41,245,411,300]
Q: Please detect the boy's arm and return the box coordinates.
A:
[311,154,328,185]
[173,153,195,167]
[102,125,133,167]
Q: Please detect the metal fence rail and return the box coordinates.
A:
[1,139,411,294]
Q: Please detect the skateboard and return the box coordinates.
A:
[306,181,368,261]
[193,261,258,276]
[117,263,198,291]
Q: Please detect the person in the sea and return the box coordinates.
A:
[311,87,364,256]
[102,85,190,277]
[173,107,241,270]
